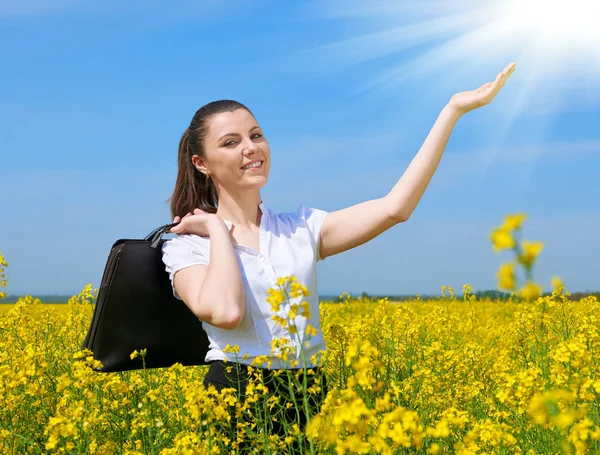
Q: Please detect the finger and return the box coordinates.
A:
[499,67,515,88]
[502,62,516,74]
[193,208,204,214]
[502,64,516,82]
[505,65,516,80]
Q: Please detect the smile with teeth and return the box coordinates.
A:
[241,161,263,170]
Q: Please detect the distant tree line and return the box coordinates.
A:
[1,290,598,304]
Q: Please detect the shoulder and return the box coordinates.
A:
[162,233,205,249]
[161,234,209,260]
[271,203,328,226]
[268,204,328,243]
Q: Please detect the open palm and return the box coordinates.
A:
[449,62,517,115]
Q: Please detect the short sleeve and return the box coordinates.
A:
[161,235,209,300]
[296,203,329,262]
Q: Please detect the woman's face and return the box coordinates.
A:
[193,108,270,191]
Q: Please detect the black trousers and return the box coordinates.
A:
[202,359,328,454]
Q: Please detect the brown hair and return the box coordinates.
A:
[166,100,254,220]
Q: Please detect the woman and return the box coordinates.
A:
[161,62,516,451]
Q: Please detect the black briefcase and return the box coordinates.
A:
[81,222,211,372]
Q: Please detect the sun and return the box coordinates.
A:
[285,0,600,188]
[293,0,600,99]
[494,0,600,49]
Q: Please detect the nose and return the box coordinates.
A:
[242,140,260,156]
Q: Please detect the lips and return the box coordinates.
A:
[241,160,264,170]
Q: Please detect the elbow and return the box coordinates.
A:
[195,288,245,330]
[391,210,411,223]
[386,199,411,223]
[212,307,243,330]
[219,315,243,330]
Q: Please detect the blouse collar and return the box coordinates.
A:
[217,201,266,232]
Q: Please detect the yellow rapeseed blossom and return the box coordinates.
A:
[0,252,8,300]
[266,287,286,312]
[527,389,579,430]
[1,213,598,455]
[551,275,565,292]
[300,300,311,318]
[222,344,240,354]
[519,281,543,301]
[502,213,527,231]
[490,226,516,252]
[518,240,544,268]
[497,262,516,291]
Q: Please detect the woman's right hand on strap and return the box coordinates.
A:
[167,208,220,237]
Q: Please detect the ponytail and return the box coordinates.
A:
[165,100,253,221]
[166,128,218,220]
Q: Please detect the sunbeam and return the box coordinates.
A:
[291,0,600,191]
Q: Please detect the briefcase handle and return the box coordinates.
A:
[145,221,180,249]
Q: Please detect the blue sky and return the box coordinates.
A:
[1,0,599,297]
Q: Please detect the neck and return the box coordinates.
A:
[215,189,263,230]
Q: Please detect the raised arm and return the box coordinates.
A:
[318,106,461,261]
[319,62,517,261]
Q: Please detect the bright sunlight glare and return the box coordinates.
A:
[299,0,600,97]
[497,0,600,49]
[293,0,600,191]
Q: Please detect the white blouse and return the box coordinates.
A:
[161,201,329,369]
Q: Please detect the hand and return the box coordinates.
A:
[448,62,517,116]
[168,208,219,237]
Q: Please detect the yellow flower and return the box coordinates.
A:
[519,281,543,301]
[551,276,564,292]
[497,262,516,291]
[267,288,286,312]
[272,315,288,328]
[290,279,310,298]
[300,301,311,318]
[252,355,271,368]
[502,213,527,231]
[305,323,318,337]
[223,344,240,354]
[288,303,299,319]
[427,443,442,454]
[517,240,544,268]
[490,227,516,253]
[527,389,577,429]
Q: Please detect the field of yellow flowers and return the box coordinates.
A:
[1,214,599,454]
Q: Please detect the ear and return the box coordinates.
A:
[191,155,208,174]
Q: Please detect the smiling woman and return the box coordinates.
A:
[161,100,331,450]
[157,57,516,447]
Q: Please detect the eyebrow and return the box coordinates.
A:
[218,125,261,143]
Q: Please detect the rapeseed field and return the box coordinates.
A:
[0,214,599,454]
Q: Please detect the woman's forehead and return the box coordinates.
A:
[209,109,257,134]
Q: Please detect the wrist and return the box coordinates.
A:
[206,215,228,232]
[442,103,464,120]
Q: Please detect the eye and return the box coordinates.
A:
[223,133,262,147]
